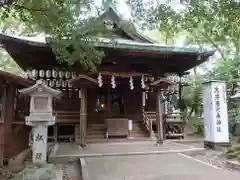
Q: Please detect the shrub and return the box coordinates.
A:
[193,120,204,136]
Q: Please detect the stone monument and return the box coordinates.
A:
[19,80,61,165]
[202,80,230,149]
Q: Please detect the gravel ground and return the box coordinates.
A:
[58,161,82,180]
[182,149,231,169]
[0,169,15,180]
[176,141,238,171]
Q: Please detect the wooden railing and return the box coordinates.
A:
[142,108,155,137]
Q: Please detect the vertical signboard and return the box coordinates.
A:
[202,81,229,145]
[212,82,229,143]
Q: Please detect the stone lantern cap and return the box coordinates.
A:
[19,79,61,98]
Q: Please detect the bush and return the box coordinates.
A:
[226,152,239,159]
[226,146,240,160]
[193,120,204,136]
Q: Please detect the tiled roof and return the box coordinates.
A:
[0,33,214,55]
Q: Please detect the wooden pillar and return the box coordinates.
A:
[0,85,7,167]
[107,86,111,117]
[54,124,58,143]
[156,88,164,144]
[3,85,15,159]
[80,87,87,147]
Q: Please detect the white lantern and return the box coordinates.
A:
[71,72,77,79]
[32,69,38,79]
[49,80,54,87]
[56,80,61,88]
[52,79,56,87]
[65,72,71,79]
[46,70,51,78]
[67,81,72,89]
[52,70,58,78]
[62,80,67,88]
[39,70,45,78]
[59,71,64,78]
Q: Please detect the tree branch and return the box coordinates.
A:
[201,31,227,61]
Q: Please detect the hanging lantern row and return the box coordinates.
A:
[165,74,189,84]
[40,79,77,90]
[25,69,78,80]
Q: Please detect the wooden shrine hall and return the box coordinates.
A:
[0,6,215,156]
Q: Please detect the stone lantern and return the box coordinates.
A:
[19,80,61,165]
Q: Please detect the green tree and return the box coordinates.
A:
[129,0,240,118]
[0,0,112,71]
[129,0,240,61]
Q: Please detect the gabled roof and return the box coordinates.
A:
[19,80,61,98]
[0,6,215,75]
[100,5,155,43]
[0,33,214,56]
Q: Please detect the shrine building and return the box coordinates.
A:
[0,6,215,161]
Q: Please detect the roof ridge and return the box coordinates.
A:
[103,6,156,43]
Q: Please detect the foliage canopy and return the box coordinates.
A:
[0,0,113,71]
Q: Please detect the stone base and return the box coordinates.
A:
[204,141,231,150]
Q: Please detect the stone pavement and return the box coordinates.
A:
[84,153,240,180]
[51,141,203,158]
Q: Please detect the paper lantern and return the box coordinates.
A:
[39,70,45,78]
[67,81,72,89]
[31,69,38,79]
[71,72,77,78]
[65,72,71,79]
[59,71,64,78]
[52,70,58,78]
[46,70,51,78]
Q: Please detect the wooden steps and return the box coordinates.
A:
[85,121,149,143]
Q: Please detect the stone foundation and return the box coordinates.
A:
[204,141,230,150]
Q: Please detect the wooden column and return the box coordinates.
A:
[4,85,15,157]
[107,86,111,117]
[156,88,164,144]
[54,124,58,143]
[80,87,87,147]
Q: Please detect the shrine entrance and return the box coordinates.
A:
[95,87,125,117]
